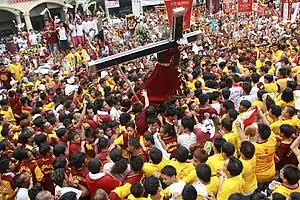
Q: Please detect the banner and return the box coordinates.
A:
[281,0,300,21]
[223,0,234,14]
[164,0,193,30]
[105,0,120,8]
[237,0,253,12]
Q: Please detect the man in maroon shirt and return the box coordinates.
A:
[43,19,58,55]
[0,63,13,89]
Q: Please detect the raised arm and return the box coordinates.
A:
[235,120,247,142]
[291,135,300,158]
[141,89,149,109]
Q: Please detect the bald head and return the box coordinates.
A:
[35,190,52,200]
[93,189,108,200]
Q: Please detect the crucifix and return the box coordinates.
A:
[88,7,201,71]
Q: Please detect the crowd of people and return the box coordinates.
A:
[0,1,300,200]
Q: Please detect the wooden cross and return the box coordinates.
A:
[89,7,201,71]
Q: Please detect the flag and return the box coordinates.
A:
[238,0,253,13]
[132,48,183,105]
[164,0,194,30]
[237,106,258,129]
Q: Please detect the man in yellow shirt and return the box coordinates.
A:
[272,165,300,197]
[168,146,194,180]
[239,141,257,195]
[206,138,226,176]
[217,157,244,200]
[220,118,238,153]
[0,100,16,123]
[269,105,283,134]
[65,48,80,69]
[8,56,23,81]
[194,163,219,197]
[256,54,266,68]
[142,147,169,177]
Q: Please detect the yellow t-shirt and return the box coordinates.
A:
[273,185,300,197]
[276,100,295,110]
[256,60,265,68]
[217,176,244,200]
[252,101,264,110]
[240,156,257,194]
[222,132,239,154]
[254,133,276,182]
[270,119,283,135]
[127,194,150,200]
[0,107,15,122]
[264,83,278,93]
[142,158,169,177]
[9,63,23,81]
[112,183,132,199]
[183,169,197,184]
[205,176,220,196]
[169,160,194,180]
[205,153,224,176]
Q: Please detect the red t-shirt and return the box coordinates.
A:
[43,25,57,44]
[69,143,81,157]
[86,173,121,196]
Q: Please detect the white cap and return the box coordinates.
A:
[101,71,108,79]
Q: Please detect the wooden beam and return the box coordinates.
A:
[90,31,201,71]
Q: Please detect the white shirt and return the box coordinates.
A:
[69,24,77,37]
[57,27,68,40]
[55,185,82,199]
[110,107,122,122]
[236,94,257,111]
[76,24,84,36]
[177,132,197,150]
[91,19,99,35]
[15,188,28,200]
[29,33,38,45]
[229,86,243,106]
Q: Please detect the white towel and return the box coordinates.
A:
[153,132,170,160]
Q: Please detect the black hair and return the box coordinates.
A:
[111,159,128,175]
[280,124,294,138]
[242,82,252,94]
[269,105,282,118]
[290,192,300,200]
[109,148,123,163]
[228,193,247,200]
[128,138,141,150]
[144,176,160,196]
[53,157,67,170]
[199,94,209,105]
[222,88,231,100]
[19,127,34,145]
[250,193,268,200]
[181,116,194,132]
[70,152,86,169]
[214,137,226,153]
[228,109,239,120]
[28,186,43,200]
[196,163,211,183]
[264,74,274,83]
[56,128,68,139]
[221,118,233,132]
[285,106,296,118]
[165,106,178,117]
[119,113,131,126]
[54,144,67,157]
[271,193,286,200]
[182,184,197,200]
[52,168,65,187]
[240,141,255,159]
[130,182,144,198]
[161,124,176,137]
[282,87,294,103]
[283,164,300,185]
[257,89,267,101]
[149,147,162,164]
[144,134,154,145]
[175,146,189,163]
[161,165,177,177]
[34,134,47,147]
[39,143,51,156]
[130,155,144,172]
[0,156,10,173]
[227,157,243,177]
[88,158,101,174]
[98,137,108,149]
[222,142,235,158]
[240,100,251,111]
[258,123,271,140]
